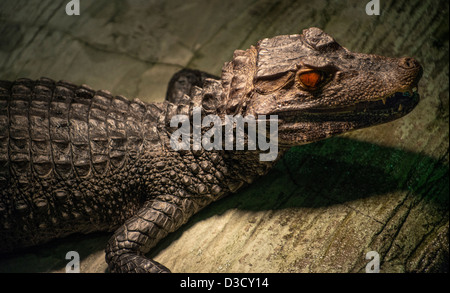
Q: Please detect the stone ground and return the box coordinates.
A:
[0,0,448,273]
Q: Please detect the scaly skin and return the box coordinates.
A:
[0,28,422,272]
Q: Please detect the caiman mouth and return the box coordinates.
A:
[270,88,420,122]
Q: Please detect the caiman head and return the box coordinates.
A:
[220,27,423,146]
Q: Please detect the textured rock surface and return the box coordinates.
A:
[0,0,448,273]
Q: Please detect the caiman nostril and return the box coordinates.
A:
[399,57,421,70]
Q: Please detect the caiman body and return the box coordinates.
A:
[0,28,422,273]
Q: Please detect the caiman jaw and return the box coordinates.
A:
[307,87,420,118]
[272,87,420,121]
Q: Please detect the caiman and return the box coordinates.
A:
[0,28,422,273]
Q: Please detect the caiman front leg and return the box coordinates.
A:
[105,194,196,273]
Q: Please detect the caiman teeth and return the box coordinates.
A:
[404,86,418,96]
[398,104,403,111]
[381,97,387,105]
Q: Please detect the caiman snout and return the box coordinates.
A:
[398,57,423,88]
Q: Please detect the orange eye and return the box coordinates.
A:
[297,71,322,89]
